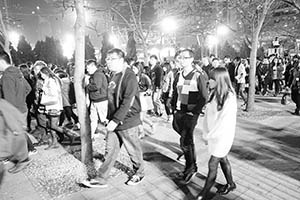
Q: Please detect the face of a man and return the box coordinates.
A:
[149,57,158,66]
[86,63,97,75]
[178,51,194,69]
[224,57,230,64]
[212,60,219,68]
[106,52,124,73]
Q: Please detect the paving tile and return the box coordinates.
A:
[268,187,299,200]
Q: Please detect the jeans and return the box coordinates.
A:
[97,126,145,180]
[172,111,199,174]
[152,89,163,115]
[236,83,247,103]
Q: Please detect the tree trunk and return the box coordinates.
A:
[246,30,259,111]
[74,0,93,165]
[0,9,10,59]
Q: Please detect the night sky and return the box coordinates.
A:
[4,0,102,48]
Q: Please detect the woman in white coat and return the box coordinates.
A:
[197,67,237,200]
[39,67,63,149]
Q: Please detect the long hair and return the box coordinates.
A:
[208,67,235,111]
[40,66,62,86]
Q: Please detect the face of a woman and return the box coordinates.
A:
[208,79,217,90]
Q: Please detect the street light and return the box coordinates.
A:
[206,35,219,57]
[62,33,75,59]
[217,24,230,36]
[8,31,20,48]
[160,17,177,34]
[109,34,119,47]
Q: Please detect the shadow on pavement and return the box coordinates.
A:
[232,118,300,181]
[143,151,241,200]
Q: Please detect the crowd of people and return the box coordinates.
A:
[1,46,300,199]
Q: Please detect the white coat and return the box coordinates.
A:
[202,92,237,158]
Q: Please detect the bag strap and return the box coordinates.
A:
[115,66,135,108]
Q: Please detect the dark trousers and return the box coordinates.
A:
[59,106,79,126]
[291,89,300,112]
[272,79,281,95]
[236,83,247,103]
[162,92,172,116]
[172,111,199,174]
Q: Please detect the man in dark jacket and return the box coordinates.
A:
[288,55,300,115]
[86,59,109,138]
[82,48,144,188]
[171,49,208,184]
[0,52,31,115]
[0,51,37,154]
[149,55,164,116]
[224,55,236,88]
[0,99,31,176]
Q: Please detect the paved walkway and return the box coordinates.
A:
[1,96,300,200]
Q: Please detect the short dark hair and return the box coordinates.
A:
[19,63,29,70]
[86,59,97,66]
[174,50,182,59]
[0,51,11,64]
[209,54,215,58]
[150,55,158,60]
[181,48,194,58]
[212,58,219,62]
[234,57,241,62]
[107,48,125,58]
[224,55,230,59]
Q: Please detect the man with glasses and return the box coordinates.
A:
[86,59,109,139]
[82,48,144,188]
[171,49,208,184]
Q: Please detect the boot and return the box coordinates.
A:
[44,132,59,150]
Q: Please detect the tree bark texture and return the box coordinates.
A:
[74,0,93,165]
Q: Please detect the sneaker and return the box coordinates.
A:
[184,171,197,184]
[29,149,38,156]
[8,158,32,174]
[126,175,144,186]
[81,179,108,188]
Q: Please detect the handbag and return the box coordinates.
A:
[140,92,154,111]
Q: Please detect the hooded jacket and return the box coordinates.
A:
[87,68,108,102]
[0,66,31,113]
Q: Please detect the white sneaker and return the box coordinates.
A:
[81,179,108,188]
[126,175,144,186]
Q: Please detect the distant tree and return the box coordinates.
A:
[126,31,136,60]
[100,32,113,65]
[239,41,251,58]
[108,0,155,61]
[33,40,44,61]
[85,35,96,60]
[0,9,10,58]
[33,36,66,66]
[168,0,222,58]
[17,35,34,64]
[219,41,238,59]
[229,0,275,111]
